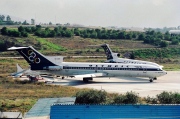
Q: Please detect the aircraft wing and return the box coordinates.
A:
[70,72,107,78]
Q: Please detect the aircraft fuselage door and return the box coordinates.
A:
[65,65,69,72]
[143,66,147,73]
[95,65,98,73]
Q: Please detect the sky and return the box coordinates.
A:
[0,0,180,28]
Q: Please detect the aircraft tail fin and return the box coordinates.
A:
[100,44,113,60]
[8,46,57,70]
[101,44,121,62]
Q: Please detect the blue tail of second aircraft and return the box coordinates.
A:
[8,46,57,70]
[100,44,113,60]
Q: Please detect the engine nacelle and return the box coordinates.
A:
[112,53,120,58]
[45,66,63,70]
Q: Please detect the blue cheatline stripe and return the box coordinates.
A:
[63,66,161,71]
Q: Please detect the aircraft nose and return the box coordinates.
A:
[164,71,167,75]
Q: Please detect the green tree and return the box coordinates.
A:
[22,20,29,25]
[160,41,168,47]
[90,31,97,38]
[0,15,5,21]
[164,31,171,41]
[144,35,151,43]
[138,34,145,40]
[45,27,50,31]
[156,32,164,39]
[31,27,36,32]
[171,39,179,45]
[118,31,126,39]
[18,26,25,32]
[126,33,132,39]
[132,33,137,39]
[54,27,59,33]
[21,32,28,37]
[65,30,73,37]
[154,38,161,46]
[146,30,155,35]
[49,22,52,25]
[0,40,6,51]
[62,27,67,31]
[1,27,8,35]
[34,30,41,36]
[6,15,11,21]
[74,28,81,36]
[24,27,32,33]
[41,30,48,37]
[36,25,42,31]
[8,30,21,37]
[48,30,56,37]
[109,33,118,39]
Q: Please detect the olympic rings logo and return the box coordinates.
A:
[28,50,41,64]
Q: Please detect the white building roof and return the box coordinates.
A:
[169,30,180,34]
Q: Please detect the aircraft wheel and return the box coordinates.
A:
[83,77,92,83]
[62,77,64,79]
[83,79,89,83]
[149,79,153,82]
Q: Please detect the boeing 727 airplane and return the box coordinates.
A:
[8,46,167,82]
[101,44,163,68]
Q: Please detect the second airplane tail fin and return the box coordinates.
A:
[101,44,120,60]
[100,44,113,60]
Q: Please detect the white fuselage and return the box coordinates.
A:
[106,57,163,68]
[38,62,167,78]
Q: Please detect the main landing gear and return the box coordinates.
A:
[149,77,157,82]
[83,77,93,83]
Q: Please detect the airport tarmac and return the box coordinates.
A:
[48,71,180,97]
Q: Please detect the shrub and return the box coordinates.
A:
[160,41,168,47]
[157,91,173,104]
[113,94,126,104]
[145,96,158,104]
[124,91,139,104]
[75,89,107,104]
[171,39,179,45]
[113,91,139,104]
[172,93,180,104]
[1,27,8,35]
[21,32,28,37]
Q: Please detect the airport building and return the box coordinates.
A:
[169,30,180,36]
[50,104,180,119]
[24,97,180,119]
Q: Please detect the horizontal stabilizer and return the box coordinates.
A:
[8,46,28,50]
[16,64,24,72]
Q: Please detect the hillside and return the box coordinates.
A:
[1,35,180,69]
[0,35,156,56]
